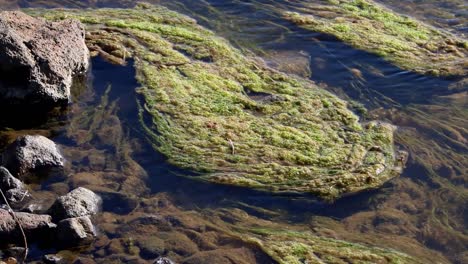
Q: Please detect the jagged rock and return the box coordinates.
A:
[56,216,96,248]
[0,209,56,240]
[1,135,64,178]
[0,167,29,207]
[49,187,101,221]
[0,11,89,105]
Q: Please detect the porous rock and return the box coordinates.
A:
[49,187,101,221]
[0,11,89,105]
[0,166,29,206]
[0,209,56,238]
[1,135,64,178]
[56,216,96,247]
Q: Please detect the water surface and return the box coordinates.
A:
[0,1,466,263]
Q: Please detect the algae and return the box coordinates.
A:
[89,192,425,264]
[12,2,466,263]
[28,3,403,200]
[376,0,467,35]
[283,0,468,76]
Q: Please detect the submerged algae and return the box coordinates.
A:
[283,0,468,77]
[89,193,424,264]
[29,4,403,200]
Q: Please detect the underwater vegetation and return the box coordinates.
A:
[29,3,405,201]
[376,0,467,35]
[283,0,468,77]
[10,2,464,263]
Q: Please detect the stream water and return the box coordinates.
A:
[0,0,467,263]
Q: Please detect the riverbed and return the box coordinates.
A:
[0,1,466,263]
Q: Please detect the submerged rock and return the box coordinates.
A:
[29,4,404,200]
[0,167,29,207]
[0,11,88,105]
[49,187,101,221]
[56,216,96,248]
[1,135,64,178]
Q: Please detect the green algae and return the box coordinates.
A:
[376,0,467,35]
[283,0,468,76]
[92,192,424,264]
[28,3,403,200]
[13,3,466,263]
[247,229,419,264]
[205,208,424,264]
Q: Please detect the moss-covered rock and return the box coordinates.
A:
[283,0,467,77]
[29,4,403,200]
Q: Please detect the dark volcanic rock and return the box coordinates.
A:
[0,166,29,207]
[0,209,56,240]
[0,11,89,105]
[49,187,101,221]
[56,216,96,248]
[1,135,64,178]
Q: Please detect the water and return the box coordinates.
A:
[0,1,466,263]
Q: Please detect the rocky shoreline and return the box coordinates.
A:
[0,135,100,262]
[0,10,101,263]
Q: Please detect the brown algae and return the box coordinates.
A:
[29,3,404,200]
[283,0,468,76]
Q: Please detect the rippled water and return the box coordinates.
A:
[0,0,467,263]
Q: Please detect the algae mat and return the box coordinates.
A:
[283,0,467,77]
[31,4,403,200]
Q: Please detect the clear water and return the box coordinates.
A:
[0,1,466,263]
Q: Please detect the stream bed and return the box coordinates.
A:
[0,0,466,263]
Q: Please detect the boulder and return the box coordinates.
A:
[0,167,29,206]
[0,11,89,105]
[1,135,64,178]
[0,209,56,240]
[49,187,101,221]
[56,216,96,248]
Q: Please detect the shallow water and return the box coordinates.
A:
[0,0,467,263]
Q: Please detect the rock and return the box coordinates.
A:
[1,247,25,260]
[72,257,96,264]
[0,167,29,207]
[2,257,16,264]
[49,187,101,221]
[0,209,56,240]
[56,216,96,248]
[137,237,165,259]
[153,257,175,264]
[98,190,138,215]
[0,11,89,105]
[1,135,64,178]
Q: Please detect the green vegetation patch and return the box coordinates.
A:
[284,0,467,76]
[246,228,421,264]
[30,3,402,200]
